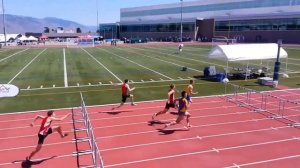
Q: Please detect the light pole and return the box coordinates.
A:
[2,0,7,46]
[180,0,183,42]
[96,0,100,36]
[226,13,231,39]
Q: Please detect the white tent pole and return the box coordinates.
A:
[285,58,288,74]
[226,60,228,78]
[245,62,249,81]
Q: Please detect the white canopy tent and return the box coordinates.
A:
[208,43,288,61]
[27,36,38,41]
[18,36,28,41]
[208,43,289,81]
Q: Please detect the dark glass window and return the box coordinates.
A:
[215,18,300,31]
[120,23,195,33]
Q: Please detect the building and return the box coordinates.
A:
[114,0,300,43]
[99,23,120,39]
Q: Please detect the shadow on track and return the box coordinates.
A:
[98,110,133,115]
[12,156,56,168]
[157,128,189,135]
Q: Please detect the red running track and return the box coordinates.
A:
[0,88,299,167]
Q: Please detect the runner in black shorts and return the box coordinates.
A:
[26,110,70,161]
[122,94,131,103]
[37,128,53,144]
[112,79,136,110]
[152,84,177,120]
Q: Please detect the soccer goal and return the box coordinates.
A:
[211,37,237,47]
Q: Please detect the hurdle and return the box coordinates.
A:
[224,83,300,126]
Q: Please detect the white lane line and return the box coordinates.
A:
[0,48,29,63]
[101,136,198,152]
[63,48,68,87]
[95,117,282,140]
[105,138,298,167]
[19,78,200,90]
[100,48,173,80]
[212,148,219,153]
[232,163,240,168]
[8,49,47,84]
[225,154,300,168]
[101,125,289,152]
[123,46,203,73]
[81,48,122,83]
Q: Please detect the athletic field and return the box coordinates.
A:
[0,44,299,113]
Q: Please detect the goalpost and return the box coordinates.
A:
[211,38,237,47]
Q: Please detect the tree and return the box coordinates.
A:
[76,27,82,33]
[44,27,50,33]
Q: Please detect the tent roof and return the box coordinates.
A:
[0,34,21,42]
[18,36,28,41]
[27,36,38,41]
[208,43,288,62]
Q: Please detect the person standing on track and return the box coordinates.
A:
[152,84,177,120]
[164,91,191,129]
[112,79,136,110]
[185,80,198,103]
[26,110,70,161]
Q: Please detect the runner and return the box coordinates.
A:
[112,79,136,110]
[26,110,70,161]
[185,80,198,103]
[164,91,191,129]
[152,84,176,120]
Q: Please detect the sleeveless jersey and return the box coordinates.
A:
[121,83,128,95]
[178,98,188,113]
[39,117,52,136]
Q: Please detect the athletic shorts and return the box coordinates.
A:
[178,111,190,116]
[122,94,130,103]
[38,128,53,144]
[165,102,176,109]
[186,95,192,102]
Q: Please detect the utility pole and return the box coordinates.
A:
[272,39,282,87]
[2,0,7,46]
[96,0,100,36]
[180,0,183,42]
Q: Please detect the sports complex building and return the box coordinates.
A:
[100,0,300,43]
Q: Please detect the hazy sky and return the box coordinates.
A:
[2,0,196,26]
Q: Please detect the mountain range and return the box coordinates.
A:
[0,14,97,34]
